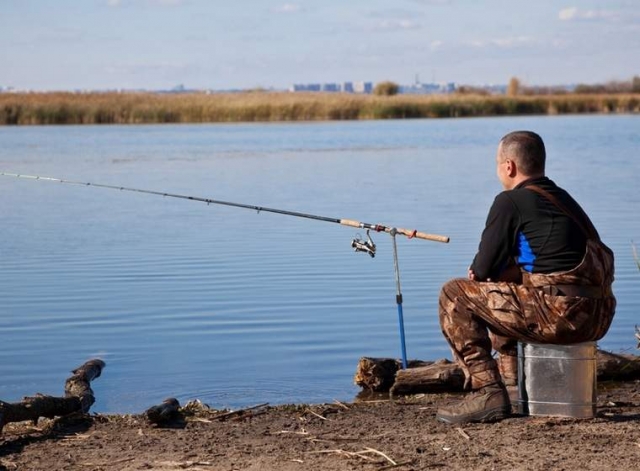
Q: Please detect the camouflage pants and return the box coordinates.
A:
[438,278,615,390]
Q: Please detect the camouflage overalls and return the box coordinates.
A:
[439,238,616,390]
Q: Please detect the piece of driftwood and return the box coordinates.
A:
[596,350,640,381]
[391,359,466,396]
[0,359,105,433]
[353,358,432,392]
[355,350,640,395]
[145,398,182,425]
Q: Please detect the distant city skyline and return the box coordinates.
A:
[1,1,639,92]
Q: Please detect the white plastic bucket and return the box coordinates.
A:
[517,342,597,418]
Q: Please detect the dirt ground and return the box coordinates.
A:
[1,381,638,471]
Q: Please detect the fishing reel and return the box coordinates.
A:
[351,230,376,258]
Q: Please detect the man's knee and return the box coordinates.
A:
[439,279,459,320]
[439,278,476,331]
[439,278,469,303]
[439,278,478,315]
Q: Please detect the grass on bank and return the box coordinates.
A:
[1,91,639,125]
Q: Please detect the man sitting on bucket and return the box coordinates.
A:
[436,130,616,424]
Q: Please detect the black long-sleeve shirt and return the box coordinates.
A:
[470,176,597,281]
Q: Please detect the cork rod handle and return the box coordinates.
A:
[339,219,449,243]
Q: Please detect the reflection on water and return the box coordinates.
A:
[0,116,638,413]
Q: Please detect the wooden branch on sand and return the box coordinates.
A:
[0,359,105,433]
[391,359,466,396]
[353,358,433,393]
[596,349,640,381]
[355,350,640,395]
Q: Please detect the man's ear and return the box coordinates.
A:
[507,159,517,177]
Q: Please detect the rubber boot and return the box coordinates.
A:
[436,383,510,425]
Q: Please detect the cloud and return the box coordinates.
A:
[492,36,536,48]
[468,36,536,49]
[367,8,424,19]
[107,0,185,7]
[558,7,619,21]
[372,19,421,31]
[430,40,444,51]
[273,4,302,13]
[410,0,451,4]
[558,7,577,20]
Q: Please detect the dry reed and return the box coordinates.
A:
[0,92,638,125]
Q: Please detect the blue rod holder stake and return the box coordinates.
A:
[390,229,408,369]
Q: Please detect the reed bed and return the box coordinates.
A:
[1,92,639,125]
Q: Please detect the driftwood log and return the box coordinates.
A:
[391,359,466,395]
[355,350,640,395]
[0,359,105,433]
[596,350,640,380]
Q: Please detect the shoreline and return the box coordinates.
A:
[1,92,639,125]
[1,381,638,471]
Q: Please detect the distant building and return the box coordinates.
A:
[353,81,373,94]
[399,82,457,95]
[443,82,456,93]
[342,82,354,93]
[287,80,369,94]
[321,83,340,92]
[289,83,321,92]
[481,84,507,94]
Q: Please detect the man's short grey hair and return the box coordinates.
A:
[499,131,546,176]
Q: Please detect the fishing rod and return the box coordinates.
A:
[2,171,450,368]
[1,172,450,244]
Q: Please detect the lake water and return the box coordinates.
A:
[1,115,638,413]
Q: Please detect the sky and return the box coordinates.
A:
[1,0,639,91]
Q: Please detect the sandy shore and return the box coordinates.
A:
[1,381,638,471]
